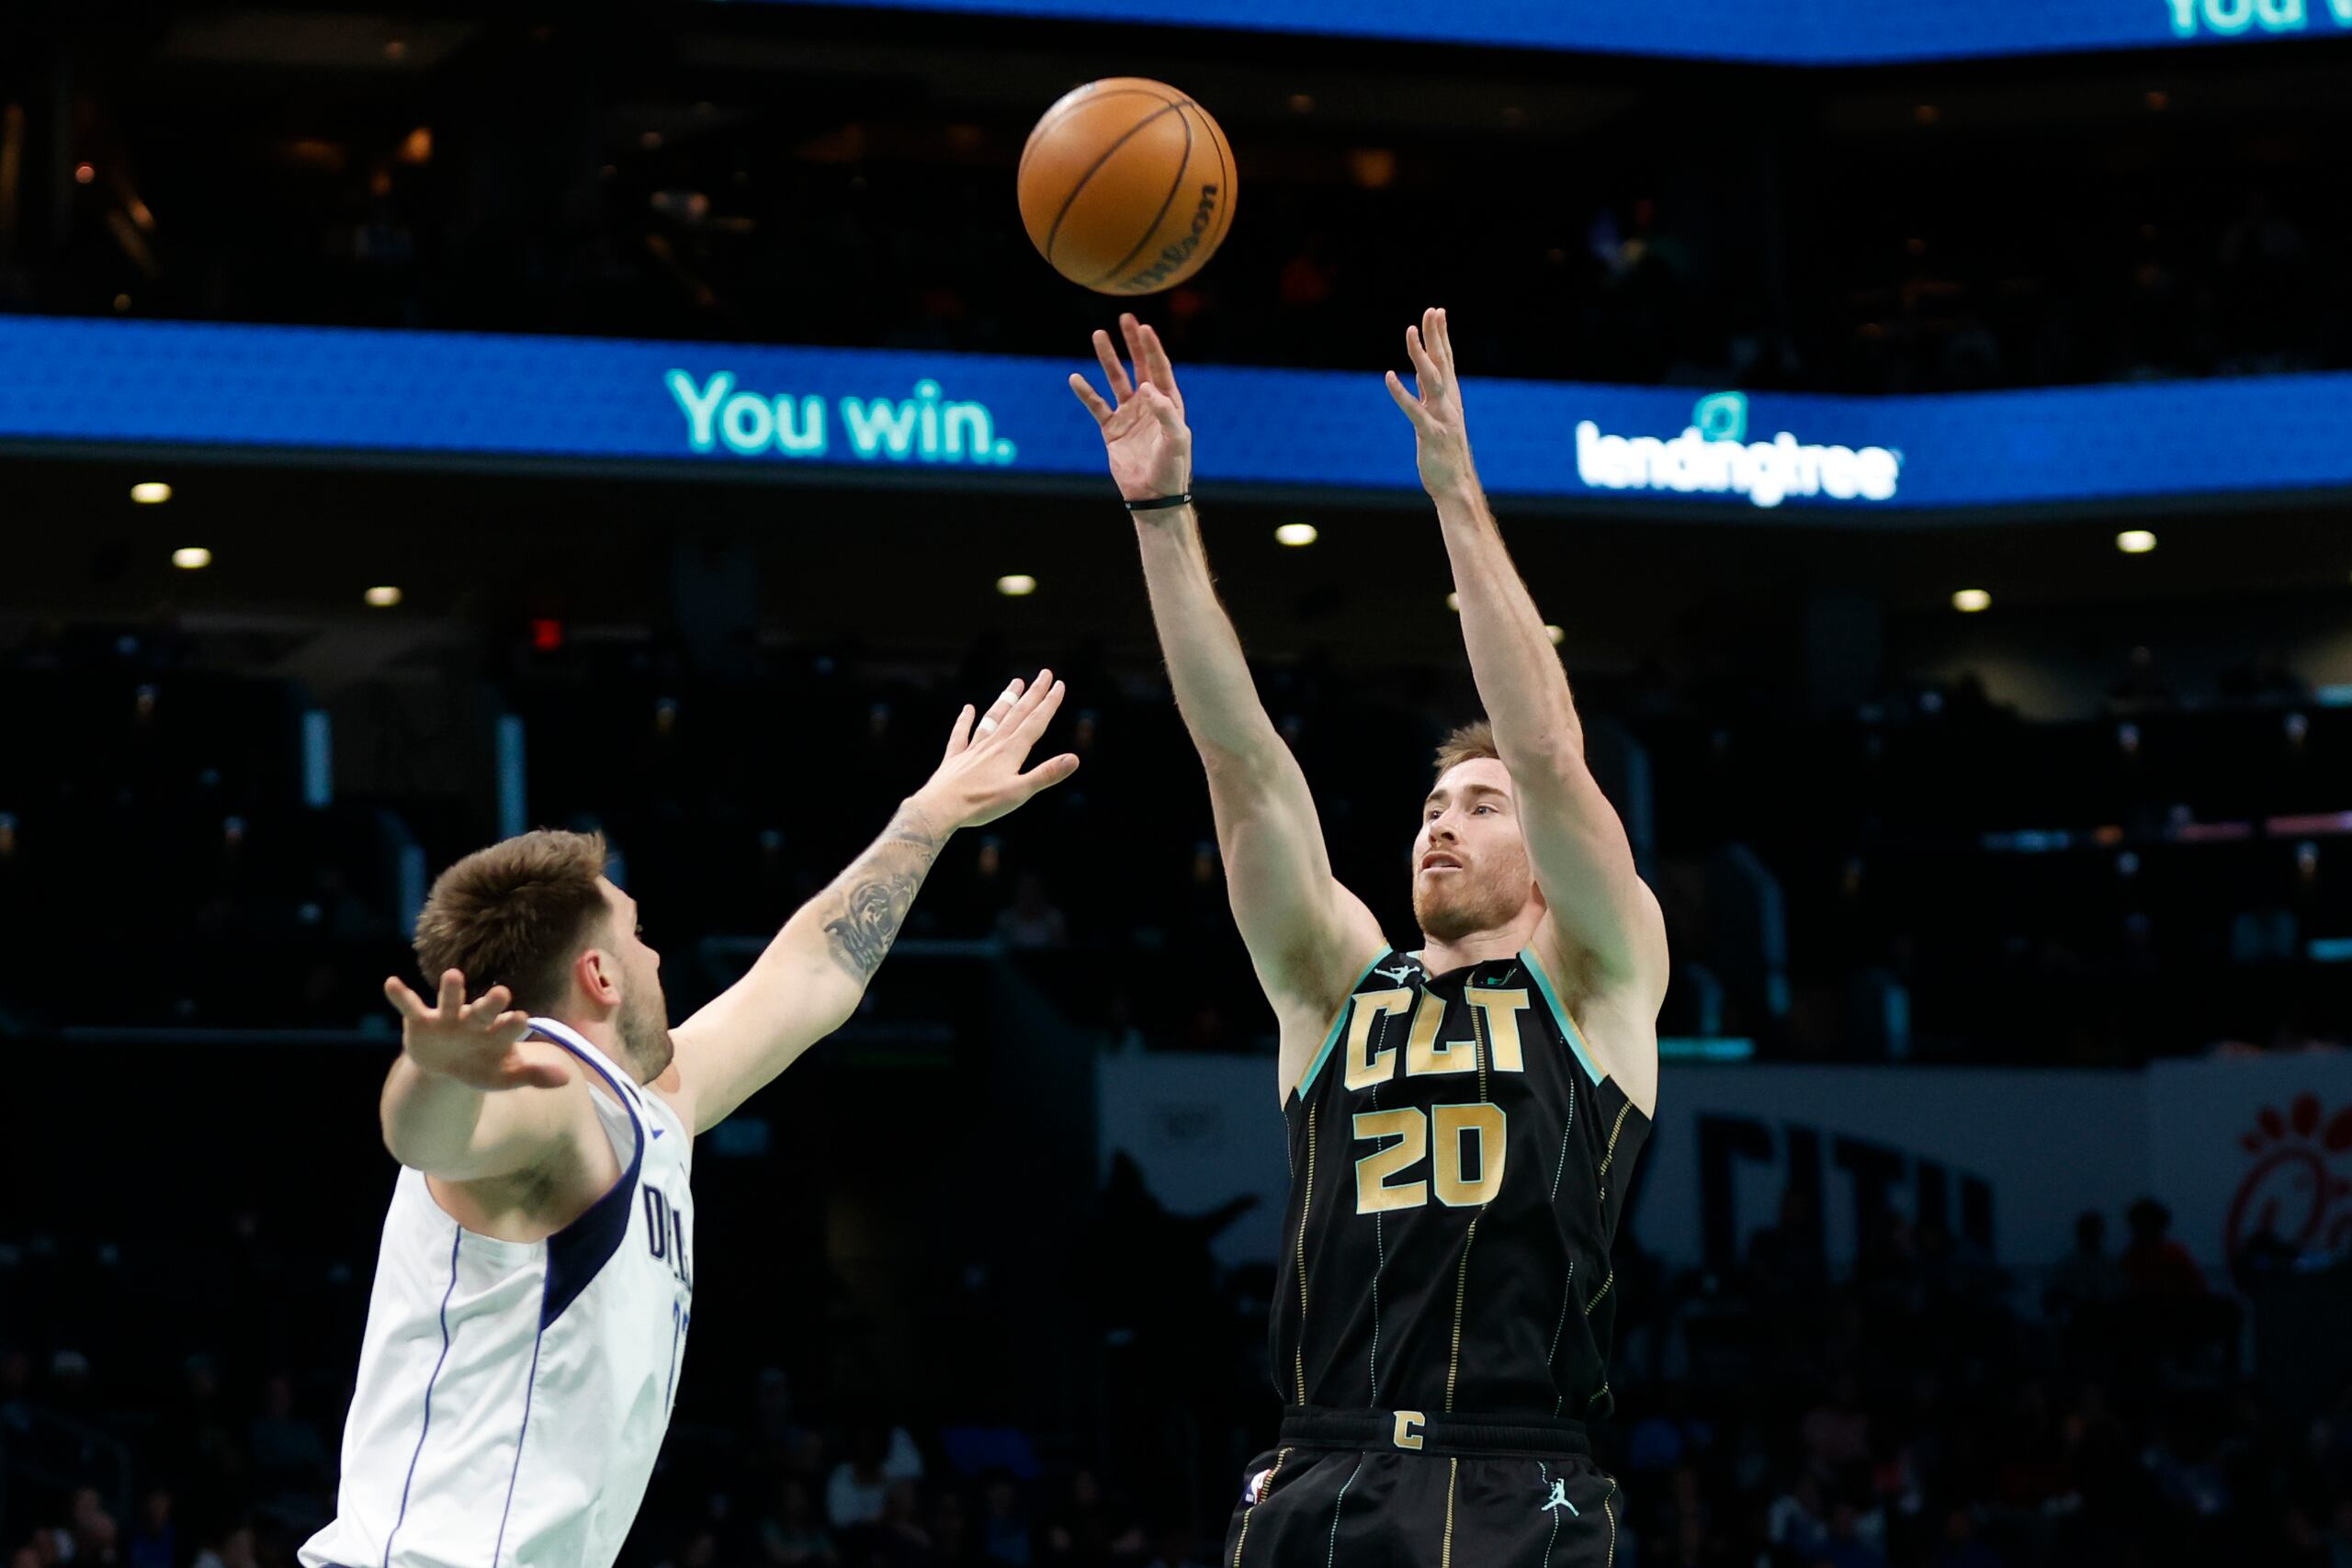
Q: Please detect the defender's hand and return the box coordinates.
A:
[1385,306,1476,497]
[1069,312,1193,504]
[385,970,570,1090]
[914,670,1081,832]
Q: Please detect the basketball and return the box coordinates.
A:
[1017,77,1237,295]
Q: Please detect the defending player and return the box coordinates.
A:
[1071,310,1668,1566]
[300,674,1078,1568]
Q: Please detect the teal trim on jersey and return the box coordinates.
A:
[1521,948,1605,1086]
[1292,949,1394,1102]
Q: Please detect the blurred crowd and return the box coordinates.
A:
[6,1174,2347,1568]
[3,620,2347,1065]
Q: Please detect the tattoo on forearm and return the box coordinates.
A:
[821,804,945,983]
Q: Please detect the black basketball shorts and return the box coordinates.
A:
[1223,1407,1623,1568]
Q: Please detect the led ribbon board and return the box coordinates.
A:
[2,316,2348,513]
[734,0,2352,64]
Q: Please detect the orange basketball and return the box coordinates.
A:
[1017,77,1238,296]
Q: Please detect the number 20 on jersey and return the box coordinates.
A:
[1340,987,1529,1215]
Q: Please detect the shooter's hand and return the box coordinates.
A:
[1385,306,1476,497]
[913,670,1081,832]
[384,970,570,1090]
[1069,312,1193,504]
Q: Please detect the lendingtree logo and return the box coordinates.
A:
[667,370,1020,465]
[1574,390,1901,509]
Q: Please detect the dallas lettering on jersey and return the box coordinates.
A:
[644,1186,694,1290]
[1574,391,1901,509]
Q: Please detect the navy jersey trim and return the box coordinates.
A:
[1518,948,1605,1086]
[1292,949,1396,1102]
[531,1028,647,1329]
[380,1226,463,1568]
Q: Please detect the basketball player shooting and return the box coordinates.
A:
[1072,310,1668,1567]
[300,674,1079,1568]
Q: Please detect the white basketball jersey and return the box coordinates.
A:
[301,1018,695,1568]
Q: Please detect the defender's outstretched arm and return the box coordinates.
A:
[668,674,1080,1132]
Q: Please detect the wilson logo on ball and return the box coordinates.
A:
[1018,77,1238,296]
[1118,184,1222,294]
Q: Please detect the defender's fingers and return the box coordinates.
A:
[1000,669,1057,732]
[1091,330,1135,400]
[1016,753,1082,795]
[944,703,977,759]
[1431,306,1455,368]
[1008,679,1069,746]
[975,678,1024,739]
[436,968,466,1014]
[385,976,429,1020]
[490,1010,536,1046]
[461,983,513,1022]
[1069,373,1114,425]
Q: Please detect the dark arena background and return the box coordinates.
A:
[5,4,2352,1566]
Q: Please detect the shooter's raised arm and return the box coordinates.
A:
[1386,306,1668,1111]
[1072,313,1383,1101]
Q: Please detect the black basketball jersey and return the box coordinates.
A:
[1268,946,1649,1423]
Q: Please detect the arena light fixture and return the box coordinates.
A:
[1445,592,1461,612]
[996,574,1037,598]
[1274,523,1318,547]
[364,585,403,608]
[1546,625,1566,645]
[130,481,172,504]
[2116,530,2157,554]
[171,547,211,570]
[1952,588,1992,613]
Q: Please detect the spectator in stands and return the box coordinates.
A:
[65,1489,119,1566]
[2120,1200,2204,1296]
[929,1490,970,1565]
[126,1490,175,1568]
[1802,1371,1872,1480]
[1931,1507,2002,1568]
[761,1476,837,1565]
[1140,1523,1208,1568]
[1749,1187,1830,1301]
[2044,1211,2125,1324]
[1770,1472,1831,1561]
[830,1427,897,1537]
[245,1373,331,1524]
[752,1367,823,1478]
[1039,1467,1143,1564]
[0,1348,31,1442]
[978,1469,1035,1565]
[1818,1496,1889,1568]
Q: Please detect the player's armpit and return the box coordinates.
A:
[417,1094,625,1243]
[379,1043,594,1183]
[1527,889,1666,1121]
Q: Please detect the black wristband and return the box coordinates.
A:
[1124,491,1193,512]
